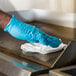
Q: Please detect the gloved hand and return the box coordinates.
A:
[4,16,61,48]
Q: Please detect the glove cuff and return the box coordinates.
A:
[4,15,15,32]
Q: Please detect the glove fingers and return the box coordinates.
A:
[38,34,49,46]
[44,34,61,47]
[38,32,61,47]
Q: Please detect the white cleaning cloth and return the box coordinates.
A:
[21,43,67,54]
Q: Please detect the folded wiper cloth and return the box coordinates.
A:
[21,42,66,54]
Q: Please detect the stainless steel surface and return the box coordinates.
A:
[49,65,76,76]
[0,28,61,67]
[0,59,31,76]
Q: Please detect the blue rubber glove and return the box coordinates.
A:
[4,16,61,48]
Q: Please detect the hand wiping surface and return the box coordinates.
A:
[4,16,61,48]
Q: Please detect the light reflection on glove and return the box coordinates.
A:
[4,16,61,48]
